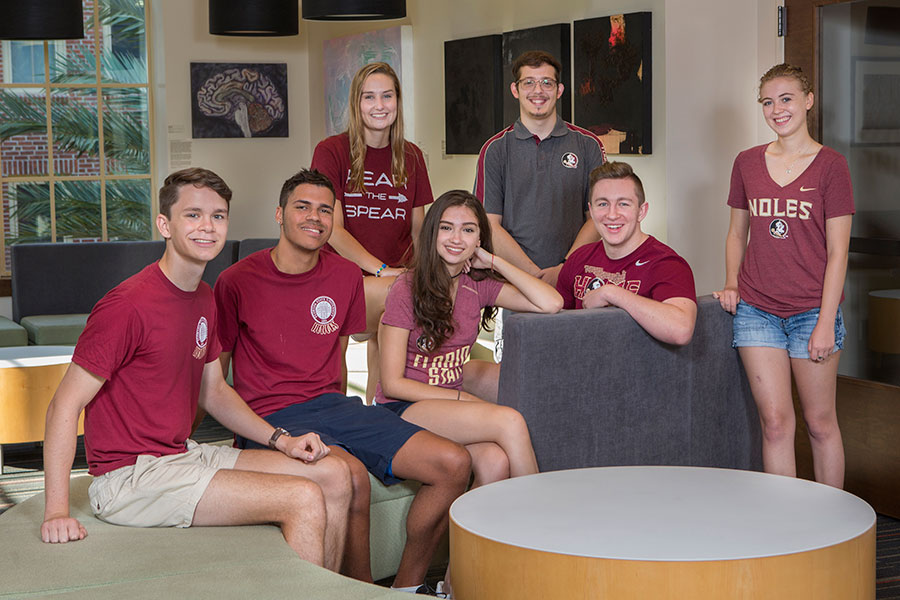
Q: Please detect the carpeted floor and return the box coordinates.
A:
[2,420,898,599]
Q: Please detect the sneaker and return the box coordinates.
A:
[413,582,450,598]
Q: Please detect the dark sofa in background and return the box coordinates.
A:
[10,240,240,344]
[498,295,763,472]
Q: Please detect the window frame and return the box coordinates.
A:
[0,0,156,278]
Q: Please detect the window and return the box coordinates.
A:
[0,0,154,275]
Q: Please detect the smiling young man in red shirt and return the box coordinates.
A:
[556,161,698,346]
[215,169,470,592]
[41,168,352,571]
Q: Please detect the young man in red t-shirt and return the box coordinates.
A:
[215,169,471,592]
[40,168,351,572]
[556,161,698,345]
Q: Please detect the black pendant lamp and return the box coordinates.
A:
[303,0,406,21]
[0,0,84,40]
[209,0,299,36]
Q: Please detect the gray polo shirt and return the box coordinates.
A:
[474,117,606,269]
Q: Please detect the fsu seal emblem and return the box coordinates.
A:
[192,316,208,360]
[561,152,579,169]
[769,218,789,240]
[310,296,339,335]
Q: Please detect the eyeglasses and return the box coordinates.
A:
[517,77,558,91]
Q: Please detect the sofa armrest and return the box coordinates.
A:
[498,295,760,472]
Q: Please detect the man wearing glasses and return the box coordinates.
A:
[474,51,607,289]
[474,50,606,358]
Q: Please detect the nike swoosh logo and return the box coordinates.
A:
[800,186,816,192]
[635,259,649,266]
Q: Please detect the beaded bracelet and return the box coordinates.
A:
[375,263,388,277]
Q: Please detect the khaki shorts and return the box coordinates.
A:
[88,440,241,528]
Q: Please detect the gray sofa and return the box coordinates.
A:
[498,295,763,472]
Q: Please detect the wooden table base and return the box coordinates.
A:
[450,522,875,599]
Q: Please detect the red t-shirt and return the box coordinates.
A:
[727,144,855,317]
[374,272,503,403]
[556,236,696,310]
[73,263,221,476]
[311,133,434,267]
[215,248,367,417]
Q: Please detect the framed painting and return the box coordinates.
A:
[323,26,414,138]
[444,34,503,155]
[190,62,288,139]
[502,24,571,126]
[573,12,652,154]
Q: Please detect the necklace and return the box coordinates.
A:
[450,269,463,279]
[784,142,811,175]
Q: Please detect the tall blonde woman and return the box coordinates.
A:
[312,62,433,401]
[714,64,854,488]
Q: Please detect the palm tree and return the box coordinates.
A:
[1,0,151,246]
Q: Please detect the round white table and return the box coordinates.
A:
[0,346,77,472]
[449,466,875,599]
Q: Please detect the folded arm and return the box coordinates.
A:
[583,286,697,346]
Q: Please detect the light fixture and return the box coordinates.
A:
[0,0,84,40]
[302,0,406,21]
[209,0,299,36]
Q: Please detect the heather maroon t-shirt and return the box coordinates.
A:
[374,272,503,403]
[556,236,696,310]
[728,144,854,317]
[311,133,433,268]
[215,248,366,417]
[74,263,221,476]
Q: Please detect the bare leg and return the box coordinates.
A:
[466,441,510,488]
[792,351,844,488]
[462,359,500,404]
[212,449,352,571]
[389,431,471,588]
[738,346,796,477]
[402,398,538,478]
[193,469,328,567]
[363,275,394,403]
[328,446,374,581]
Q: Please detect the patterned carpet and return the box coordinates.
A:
[2,425,898,598]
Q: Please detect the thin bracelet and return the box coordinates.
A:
[456,389,461,401]
[375,263,388,277]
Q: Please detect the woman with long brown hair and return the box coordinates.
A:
[377,190,562,487]
[312,62,433,401]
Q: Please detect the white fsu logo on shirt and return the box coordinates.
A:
[310,296,339,335]
[192,316,208,360]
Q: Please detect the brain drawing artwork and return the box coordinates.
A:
[196,68,285,137]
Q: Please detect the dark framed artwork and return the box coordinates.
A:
[444,34,503,155]
[573,12,652,154]
[502,24,571,126]
[190,62,288,139]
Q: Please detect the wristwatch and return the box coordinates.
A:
[268,427,291,450]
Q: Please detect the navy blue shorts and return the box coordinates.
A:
[235,392,423,485]
[376,399,412,417]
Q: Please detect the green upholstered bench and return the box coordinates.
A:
[20,314,89,346]
[0,316,27,347]
[0,476,412,599]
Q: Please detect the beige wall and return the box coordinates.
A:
[153,0,784,294]
[155,0,313,240]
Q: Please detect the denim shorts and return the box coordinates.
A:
[732,300,845,359]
